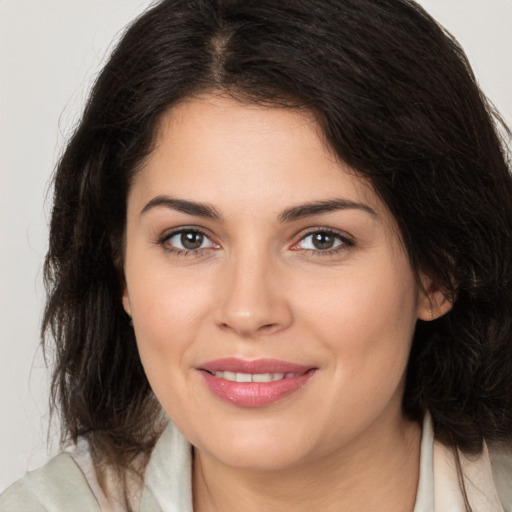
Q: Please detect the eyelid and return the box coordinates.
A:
[156,225,354,256]
[158,225,210,241]
[157,226,220,254]
[290,227,355,252]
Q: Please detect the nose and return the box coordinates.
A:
[214,251,293,337]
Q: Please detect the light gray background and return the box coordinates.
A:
[1,0,511,491]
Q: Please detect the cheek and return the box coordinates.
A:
[302,260,418,342]
[131,282,193,353]
[128,253,208,323]
[126,261,217,377]
[128,277,199,415]
[299,256,419,389]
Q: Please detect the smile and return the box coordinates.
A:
[198,358,317,407]
[209,371,302,382]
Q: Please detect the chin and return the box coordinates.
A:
[203,440,310,472]
[190,414,330,472]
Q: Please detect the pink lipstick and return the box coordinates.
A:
[198,358,316,407]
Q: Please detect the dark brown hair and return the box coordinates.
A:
[43,0,512,489]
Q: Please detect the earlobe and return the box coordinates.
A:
[417,274,454,321]
[418,291,453,321]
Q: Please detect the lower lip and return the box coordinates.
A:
[199,370,316,407]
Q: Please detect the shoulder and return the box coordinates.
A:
[0,452,102,512]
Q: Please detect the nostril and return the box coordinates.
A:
[214,295,293,336]
[217,321,279,336]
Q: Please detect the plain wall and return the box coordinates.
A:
[1,0,511,491]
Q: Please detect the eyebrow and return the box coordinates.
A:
[278,199,378,222]
[140,195,377,222]
[140,195,224,221]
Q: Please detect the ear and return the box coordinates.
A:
[417,273,453,321]
[122,286,132,317]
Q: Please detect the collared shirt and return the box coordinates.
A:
[139,414,511,512]
[1,414,511,511]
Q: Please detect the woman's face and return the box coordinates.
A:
[123,94,433,471]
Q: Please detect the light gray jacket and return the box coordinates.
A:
[1,415,511,511]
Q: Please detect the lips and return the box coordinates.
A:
[198,358,317,407]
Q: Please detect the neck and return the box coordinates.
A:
[193,414,422,512]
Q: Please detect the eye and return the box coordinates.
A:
[293,230,353,252]
[161,229,217,253]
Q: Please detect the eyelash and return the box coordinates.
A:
[158,227,218,257]
[157,227,355,257]
[291,228,355,256]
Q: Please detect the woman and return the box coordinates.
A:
[2,0,512,510]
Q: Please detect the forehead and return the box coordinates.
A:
[131,94,390,223]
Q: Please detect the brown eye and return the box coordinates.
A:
[294,230,351,253]
[163,229,216,253]
[311,232,336,250]
[181,231,204,250]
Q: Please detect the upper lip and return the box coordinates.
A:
[198,358,314,374]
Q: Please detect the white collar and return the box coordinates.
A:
[140,422,193,512]
[414,413,504,512]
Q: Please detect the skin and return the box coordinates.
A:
[122,94,450,511]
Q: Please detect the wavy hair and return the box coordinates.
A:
[43,0,512,488]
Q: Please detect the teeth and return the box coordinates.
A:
[236,372,252,383]
[213,371,299,382]
[252,373,274,383]
[224,371,236,381]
